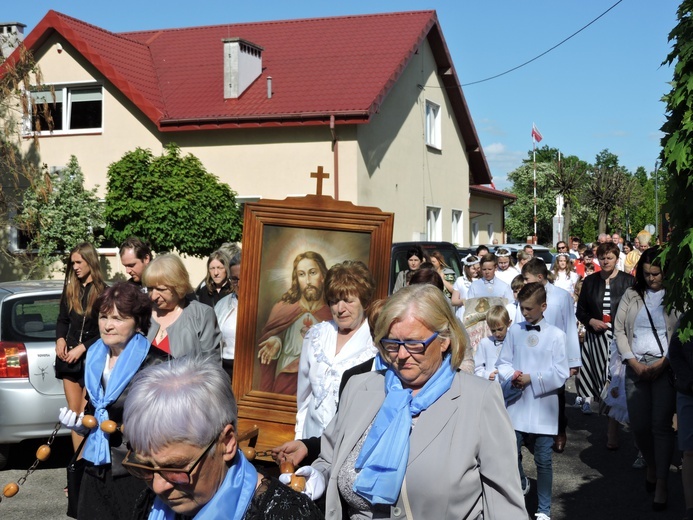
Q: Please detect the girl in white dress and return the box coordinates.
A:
[552,253,580,295]
[452,254,480,320]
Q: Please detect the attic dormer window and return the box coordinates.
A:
[28,84,103,135]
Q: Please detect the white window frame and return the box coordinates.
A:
[472,221,479,246]
[426,206,442,241]
[26,82,104,136]
[451,210,463,245]
[425,100,441,150]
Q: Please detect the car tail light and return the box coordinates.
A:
[0,342,29,378]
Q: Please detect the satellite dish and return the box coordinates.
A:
[645,224,656,235]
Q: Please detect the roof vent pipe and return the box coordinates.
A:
[267,76,272,99]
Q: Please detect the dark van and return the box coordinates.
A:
[389,242,463,294]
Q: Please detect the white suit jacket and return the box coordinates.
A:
[313,370,528,519]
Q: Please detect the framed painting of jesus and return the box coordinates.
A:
[233,193,394,450]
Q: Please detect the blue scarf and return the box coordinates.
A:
[148,451,258,520]
[353,355,456,504]
[83,333,150,466]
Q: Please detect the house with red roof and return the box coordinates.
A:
[5,10,512,270]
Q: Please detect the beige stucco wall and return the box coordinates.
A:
[469,194,505,245]
[26,35,163,194]
[355,39,471,243]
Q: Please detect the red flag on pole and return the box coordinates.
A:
[532,123,543,143]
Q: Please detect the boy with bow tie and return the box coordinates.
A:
[467,253,514,300]
[496,282,569,520]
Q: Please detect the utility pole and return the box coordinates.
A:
[654,160,659,239]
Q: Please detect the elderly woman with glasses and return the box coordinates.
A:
[122,356,323,520]
[58,282,167,519]
[293,284,526,519]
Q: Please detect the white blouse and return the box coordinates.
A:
[553,271,579,296]
[295,319,377,439]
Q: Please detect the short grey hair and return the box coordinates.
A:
[123,356,236,454]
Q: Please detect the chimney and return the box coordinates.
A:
[223,38,263,99]
[0,22,26,60]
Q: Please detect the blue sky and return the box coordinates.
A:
[5,1,679,189]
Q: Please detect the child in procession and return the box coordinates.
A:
[496,282,570,520]
[474,305,512,381]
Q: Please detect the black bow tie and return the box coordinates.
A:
[525,324,541,332]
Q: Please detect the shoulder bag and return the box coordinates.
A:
[642,298,676,388]
[55,313,87,378]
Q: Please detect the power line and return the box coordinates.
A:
[461,0,624,87]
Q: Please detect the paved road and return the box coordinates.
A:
[0,377,687,519]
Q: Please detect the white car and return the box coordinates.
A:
[493,244,554,270]
[0,281,68,469]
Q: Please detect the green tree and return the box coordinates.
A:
[16,156,104,275]
[506,162,557,244]
[583,149,630,234]
[660,0,693,339]
[104,143,242,257]
[1,43,53,274]
[523,145,560,164]
[547,154,587,243]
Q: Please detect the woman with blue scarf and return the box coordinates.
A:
[302,284,528,519]
[122,356,323,520]
[59,282,167,519]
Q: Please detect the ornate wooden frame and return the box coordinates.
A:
[233,195,394,450]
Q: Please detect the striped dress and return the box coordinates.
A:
[578,283,612,399]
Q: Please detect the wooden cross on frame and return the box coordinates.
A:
[310,166,330,196]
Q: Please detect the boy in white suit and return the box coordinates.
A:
[467,253,514,301]
[474,305,511,381]
[496,282,569,520]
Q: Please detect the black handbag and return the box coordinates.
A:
[55,314,86,378]
[66,435,88,518]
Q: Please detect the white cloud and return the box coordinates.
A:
[477,118,507,137]
[482,142,525,190]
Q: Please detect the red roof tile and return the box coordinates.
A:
[10,9,492,184]
[470,185,517,200]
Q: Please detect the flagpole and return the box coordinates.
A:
[557,150,562,243]
[533,129,537,245]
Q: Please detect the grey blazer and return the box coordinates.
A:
[313,370,528,520]
[147,300,221,361]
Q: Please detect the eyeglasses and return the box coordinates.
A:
[380,332,439,355]
[122,437,217,485]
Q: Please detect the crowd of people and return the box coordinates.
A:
[51,230,690,520]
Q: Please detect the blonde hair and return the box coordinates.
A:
[142,254,193,299]
[374,284,468,369]
[486,305,510,328]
